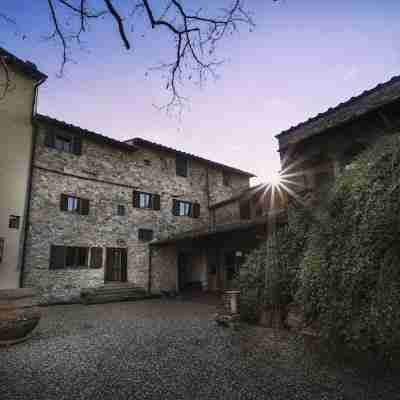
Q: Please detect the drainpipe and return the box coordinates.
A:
[19,77,46,288]
[148,245,153,293]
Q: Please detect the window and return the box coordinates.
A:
[240,201,251,220]
[176,155,188,177]
[138,229,154,242]
[45,131,82,155]
[133,191,160,210]
[144,159,151,166]
[172,200,200,218]
[223,171,231,186]
[117,205,126,216]
[49,246,102,269]
[55,135,72,153]
[9,215,20,229]
[0,238,4,263]
[50,246,91,269]
[60,194,90,215]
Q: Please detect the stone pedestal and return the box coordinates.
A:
[215,290,240,326]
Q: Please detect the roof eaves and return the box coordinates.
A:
[275,75,400,140]
[34,114,139,152]
[129,137,256,177]
[209,183,265,209]
[0,47,47,82]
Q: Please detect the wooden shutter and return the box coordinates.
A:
[49,245,65,269]
[60,194,68,211]
[90,247,103,269]
[72,136,82,156]
[121,248,128,282]
[80,198,90,215]
[133,191,140,208]
[105,248,113,281]
[176,156,188,177]
[172,199,179,216]
[193,203,200,218]
[45,130,55,148]
[152,194,161,211]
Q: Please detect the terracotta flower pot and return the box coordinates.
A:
[0,288,41,345]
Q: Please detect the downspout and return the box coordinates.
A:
[148,245,153,293]
[19,77,46,288]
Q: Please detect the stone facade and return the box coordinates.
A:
[23,118,251,303]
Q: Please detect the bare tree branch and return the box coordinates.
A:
[103,0,131,49]
[2,0,259,113]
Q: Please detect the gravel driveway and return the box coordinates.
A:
[1,299,399,400]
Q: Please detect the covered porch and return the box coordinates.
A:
[149,216,274,295]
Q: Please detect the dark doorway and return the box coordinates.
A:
[178,252,189,291]
[105,248,127,282]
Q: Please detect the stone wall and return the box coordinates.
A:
[214,201,240,225]
[150,245,177,294]
[23,122,250,302]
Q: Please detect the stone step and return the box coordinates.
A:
[87,287,146,295]
[80,284,149,305]
[82,292,150,305]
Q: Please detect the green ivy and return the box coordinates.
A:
[237,205,311,322]
[297,134,400,359]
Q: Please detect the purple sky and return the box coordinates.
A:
[2,0,400,184]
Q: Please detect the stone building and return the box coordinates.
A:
[23,114,255,302]
[275,76,400,200]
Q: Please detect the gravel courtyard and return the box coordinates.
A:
[1,299,399,400]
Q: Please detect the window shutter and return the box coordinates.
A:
[45,130,55,148]
[80,198,90,215]
[133,191,139,208]
[121,248,128,282]
[60,194,68,211]
[153,194,161,211]
[72,136,82,156]
[90,247,103,269]
[50,245,65,269]
[193,203,200,218]
[105,248,113,281]
[172,199,179,216]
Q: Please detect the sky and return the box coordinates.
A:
[2,0,400,184]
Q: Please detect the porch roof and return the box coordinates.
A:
[150,210,286,246]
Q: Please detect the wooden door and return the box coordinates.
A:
[105,248,127,282]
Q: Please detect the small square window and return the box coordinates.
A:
[139,193,151,208]
[0,238,4,263]
[179,201,192,217]
[138,229,154,242]
[223,171,231,186]
[176,156,188,177]
[67,196,79,212]
[144,159,151,166]
[117,205,126,216]
[55,135,72,153]
[9,215,20,229]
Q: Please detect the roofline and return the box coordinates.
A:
[127,137,256,177]
[275,74,400,140]
[151,209,286,246]
[209,183,265,209]
[0,47,47,82]
[34,114,139,153]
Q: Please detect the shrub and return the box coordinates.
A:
[297,134,400,360]
[238,206,311,322]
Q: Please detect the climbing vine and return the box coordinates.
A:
[297,134,400,359]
